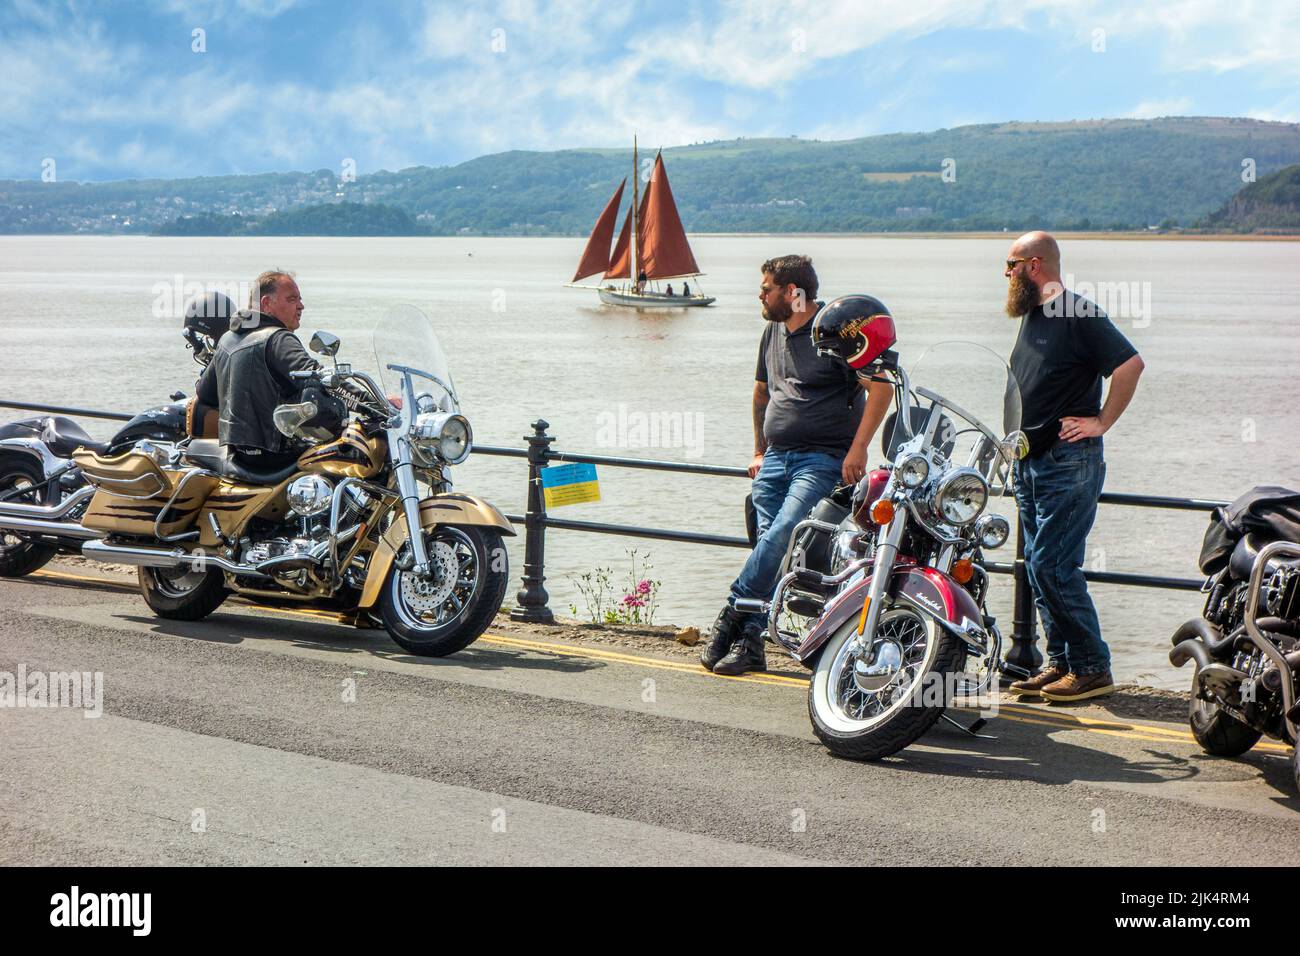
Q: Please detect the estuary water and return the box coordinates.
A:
[2,234,1297,687]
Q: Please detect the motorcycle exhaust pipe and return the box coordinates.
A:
[0,515,100,540]
[1168,618,1235,668]
[1169,636,1214,671]
[0,485,93,520]
[81,539,268,578]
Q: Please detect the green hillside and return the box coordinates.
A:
[1203,163,1300,232]
[3,117,1300,235]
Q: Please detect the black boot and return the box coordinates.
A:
[701,604,743,671]
[713,618,767,676]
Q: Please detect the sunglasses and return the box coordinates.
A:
[1005,256,1040,270]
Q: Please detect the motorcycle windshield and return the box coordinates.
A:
[371,304,459,412]
[905,341,1023,478]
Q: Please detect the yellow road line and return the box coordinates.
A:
[21,568,1296,753]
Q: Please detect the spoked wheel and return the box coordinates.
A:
[138,562,229,621]
[379,526,507,657]
[1188,678,1261,757]
[0,457,58,577]
[808,605,967,760]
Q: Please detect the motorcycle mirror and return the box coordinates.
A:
[309,331,341,357]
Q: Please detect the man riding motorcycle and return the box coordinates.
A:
[194,271,326,471]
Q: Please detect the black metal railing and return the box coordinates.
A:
[2,401,1226,670]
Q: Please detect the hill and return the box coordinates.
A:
[4,117,1300,235]
[1202,163,1300,233]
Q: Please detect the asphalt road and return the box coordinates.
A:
[2,566,1298,866]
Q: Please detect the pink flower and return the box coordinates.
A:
[636,580,652,595]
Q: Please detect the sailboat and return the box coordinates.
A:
[569,138,715,309]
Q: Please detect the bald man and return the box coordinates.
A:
[1003,232,1145,702]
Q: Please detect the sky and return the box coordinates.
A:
[2,0,1298,182]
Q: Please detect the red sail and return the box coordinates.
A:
[637,152,700,279]
[572,179,626,282]
[604,186,647,280]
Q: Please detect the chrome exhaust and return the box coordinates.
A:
[0,485,94,520]
[0,516,100,540]
[81,539,268,578]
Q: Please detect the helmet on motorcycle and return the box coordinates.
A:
[811,295,897,371]
[182,291,235,366]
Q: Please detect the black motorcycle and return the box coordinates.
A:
[0,293,229,576]
[1169,486,1300,792]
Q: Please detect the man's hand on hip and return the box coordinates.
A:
[748,452,765,479]
[841,444,868,485]
[1059,416,1106,442]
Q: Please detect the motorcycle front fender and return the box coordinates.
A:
[358,493,516,608]
[794,565,986,664]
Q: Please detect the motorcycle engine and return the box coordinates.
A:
[240,484,373,582]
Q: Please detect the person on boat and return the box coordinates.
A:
[1002,231,1144,703]
[682,282,691,297]
[665,284,675,296]
[700,256,894,676]
[195,270,322,472]
[636,270,648,293]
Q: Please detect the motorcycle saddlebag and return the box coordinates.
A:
[791,489,852,576]
[72,449,215,536]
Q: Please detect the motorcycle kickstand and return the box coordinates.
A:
[939,710,997,739]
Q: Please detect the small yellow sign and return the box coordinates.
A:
[541,463,600,508]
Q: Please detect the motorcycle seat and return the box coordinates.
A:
[42,416,110,458]
[182,440,299,485]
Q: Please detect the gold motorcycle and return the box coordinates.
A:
[74,305,514,656]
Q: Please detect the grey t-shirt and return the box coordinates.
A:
[756,310,864,457]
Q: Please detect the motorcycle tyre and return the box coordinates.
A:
[138,564,229,621]
[0,455,58,578]
[809,610,968,761]
[380,527,507,658]
[1188,675,1262,757]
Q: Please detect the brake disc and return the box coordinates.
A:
[398,539,459,614]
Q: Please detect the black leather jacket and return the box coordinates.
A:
[195,311,319,452]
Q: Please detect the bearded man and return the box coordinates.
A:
[699,255,893,676]
[1003,232,1145,702]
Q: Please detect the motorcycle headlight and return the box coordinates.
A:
[411,412,473,466]
[975,513,1010,549]
[934,468,989,526]
[897,453,929,489]
[287,474,333,517]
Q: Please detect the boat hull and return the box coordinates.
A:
[597,289,715,309]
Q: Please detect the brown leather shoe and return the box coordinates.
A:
[1041,670,1115,702]
[1008,664,1068,698]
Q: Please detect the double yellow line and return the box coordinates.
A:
[24,567,1295,753]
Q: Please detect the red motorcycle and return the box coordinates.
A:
[740,342,1027,760]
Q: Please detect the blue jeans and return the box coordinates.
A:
[730,449,843,615]
[1013,436,1110,674]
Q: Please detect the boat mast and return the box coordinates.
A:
[630,135,639,286]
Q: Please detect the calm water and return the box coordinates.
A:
[2,235,1298,688]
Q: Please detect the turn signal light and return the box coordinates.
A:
[952,559,975,584]
[870,498,895,525]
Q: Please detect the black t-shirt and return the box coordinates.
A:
[1010,291,1138,458]
[756,306,864,457]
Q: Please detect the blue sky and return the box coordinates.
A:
[2,0,1298,182]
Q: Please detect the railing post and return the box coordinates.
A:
[1004,519,1042,677]
[511,419,555,624]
